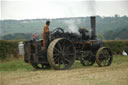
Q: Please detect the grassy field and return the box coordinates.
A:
[0,55,128,85]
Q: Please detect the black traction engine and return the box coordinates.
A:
[23,16,113,70]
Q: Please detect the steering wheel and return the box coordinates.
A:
[51,27,64,34]
[50,27,64,40]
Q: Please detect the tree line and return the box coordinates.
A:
[0,15,128,40]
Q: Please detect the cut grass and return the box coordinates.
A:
[0,55,128,72]
[0,59,33,72]
[0,55,128,85]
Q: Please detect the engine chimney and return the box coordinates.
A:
[90,16,96,39]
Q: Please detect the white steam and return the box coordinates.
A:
[64,19,82,33]
[87,0,96,16]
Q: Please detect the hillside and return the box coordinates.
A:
[0,15,128,40]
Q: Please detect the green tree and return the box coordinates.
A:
[97,34,105,40]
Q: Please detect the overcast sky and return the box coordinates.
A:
[1,0,128,20]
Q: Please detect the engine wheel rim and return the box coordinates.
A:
[47,38,75,70]
[96,47,113,67]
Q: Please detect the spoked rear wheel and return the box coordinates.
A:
[47,38,75,70]
[96,47,113,67]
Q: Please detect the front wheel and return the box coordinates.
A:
[96,47,113,67]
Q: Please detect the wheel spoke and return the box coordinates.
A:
[54,56,60,62]
[54,47,60,53]
[64,55,71,59]
[64,53,74,56]
[58,42,62,51]
[99,54,103,60]
[63,57,71,63]
[100,51,105,56]
[61,60,67,67]
[62,40,66,51]
[53,54,59,56]
[58,58,61,66]
[104,59,108,65]
[65,45,72,50]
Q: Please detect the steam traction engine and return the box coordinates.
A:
[23,17,113,70]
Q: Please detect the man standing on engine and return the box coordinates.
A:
[43,21,50,50]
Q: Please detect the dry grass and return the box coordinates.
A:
[1,63,128,85]
[0,56,128,85]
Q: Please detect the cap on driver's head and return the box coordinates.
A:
[46,21,50,25]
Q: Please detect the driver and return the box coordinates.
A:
[43,21,50,50]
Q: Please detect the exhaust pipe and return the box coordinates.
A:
[90,16,96,39]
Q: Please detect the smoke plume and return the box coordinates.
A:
[87,0,96,16]
[64,19,79,33]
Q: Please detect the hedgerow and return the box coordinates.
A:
[0,40,20,60]
[104,40,128,54]
[0,40,128,60]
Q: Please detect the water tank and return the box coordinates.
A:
[18,42,24,56]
